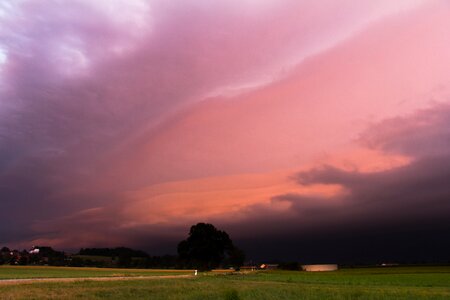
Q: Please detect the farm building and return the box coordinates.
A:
[301,264,338,272]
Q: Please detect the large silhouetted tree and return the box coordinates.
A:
[177,223,244,270]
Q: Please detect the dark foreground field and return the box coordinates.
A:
[1,266,450,299]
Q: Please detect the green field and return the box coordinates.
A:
[0,265,191,279]
[1,266,450,299]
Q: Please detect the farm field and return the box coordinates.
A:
[1,266,450,299]
[0,265,192,279]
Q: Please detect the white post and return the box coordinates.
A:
[194,270,198,276]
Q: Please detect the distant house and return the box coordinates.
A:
[260,263,279,270]
[301,264,338,272]
[29,247,40,254]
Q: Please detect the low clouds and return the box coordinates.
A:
[360,103,450,158]
[243,103,450,262]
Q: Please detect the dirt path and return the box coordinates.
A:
[0,274,194,285]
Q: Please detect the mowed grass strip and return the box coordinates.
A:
[0,265,192,279]
[234,266,450,288]
[0,266,450,299]
[0,274,450,300]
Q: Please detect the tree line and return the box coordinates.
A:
[0,223,245,270]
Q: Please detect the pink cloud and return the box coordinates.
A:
[129,1,450,182]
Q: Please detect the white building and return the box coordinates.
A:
[301,264,338,272]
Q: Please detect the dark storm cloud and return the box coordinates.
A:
[223,103,450,262]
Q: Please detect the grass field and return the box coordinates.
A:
[1,266,450,299]
[0,265,192,279]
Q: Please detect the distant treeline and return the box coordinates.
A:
[2,245,297,270]
[1,223,248,270]
[0,246,233,269]
[1,246,65,266]
[0,246,184,269]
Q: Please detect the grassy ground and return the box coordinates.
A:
[0,265,192,279]
[1,266,450,299]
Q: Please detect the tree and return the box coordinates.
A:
[177,223,244,270]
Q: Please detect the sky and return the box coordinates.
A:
[1,0,450,263]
